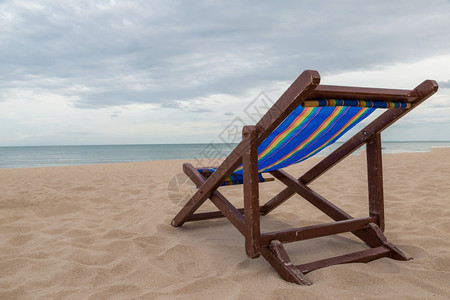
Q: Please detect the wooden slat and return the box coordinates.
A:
[297,245,391,274]
[309,84,420,102]
[185,209,245,222]
[260,217,376,246]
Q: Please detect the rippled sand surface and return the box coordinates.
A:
[1,148,449,299]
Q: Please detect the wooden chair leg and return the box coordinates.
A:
[367,133,385,231]
[365,223,410,261]
[261,240,312,285]
[261,223,409,285]
[243,126,261,258]
[181,163,246,235]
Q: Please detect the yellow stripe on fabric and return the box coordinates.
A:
[302,100,320,107]
[233,108,317,174]
[292,107,371,164]
[257,108,315,160]
[259,106,346,172]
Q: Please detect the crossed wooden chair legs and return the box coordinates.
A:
[178,134,409,285]
[262,223,409,285]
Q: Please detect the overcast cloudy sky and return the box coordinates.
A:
[1,0,449,146]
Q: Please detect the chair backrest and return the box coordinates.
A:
[256,105,374,173]
[233,99,409,175]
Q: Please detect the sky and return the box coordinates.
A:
[0,0,449,146]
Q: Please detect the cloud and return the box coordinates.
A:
[438,80,450,89]
[1,0,450,145]
[189,108,213,113]
[1,0,450,109]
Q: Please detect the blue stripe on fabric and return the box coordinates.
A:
[232,106,375,174]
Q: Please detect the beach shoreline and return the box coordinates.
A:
[1,148,449,299]
[1,142,450,169]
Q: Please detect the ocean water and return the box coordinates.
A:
[0,144,237,169]
[0,141,449,169]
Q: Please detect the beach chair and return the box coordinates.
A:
[171,70,438,285]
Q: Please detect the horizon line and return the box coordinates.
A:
[1,140,450,148]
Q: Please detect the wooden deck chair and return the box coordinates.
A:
[171,70,438,285]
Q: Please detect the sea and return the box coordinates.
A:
[0,141,449,169]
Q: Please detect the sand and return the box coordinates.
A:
[0,148,449,299]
